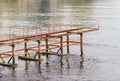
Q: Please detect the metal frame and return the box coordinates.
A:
[0,24,99,67]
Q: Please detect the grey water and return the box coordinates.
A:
[0,0,120,81]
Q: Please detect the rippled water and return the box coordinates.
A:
[0,0,120,81]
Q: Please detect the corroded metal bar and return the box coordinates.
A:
[60,36,63,66]
[45,34,49,65]
[60,36,63,53]
[0,25,98,60]
[0,27,83,42]
[24,40,28,56]
[80,33,83,56]
[45,34,49,52]
[37,40,41,59]
[12,44,15,64]
[66,33,69,54]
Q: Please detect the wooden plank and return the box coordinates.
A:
[18,56,43,61]
[0,62,18,67]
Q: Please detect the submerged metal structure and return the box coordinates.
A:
[0,23,99,67]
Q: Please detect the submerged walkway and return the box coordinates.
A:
[0,24,99,67]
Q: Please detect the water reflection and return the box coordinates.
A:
[0,0,95,29]
[37,0,50,24]
[80,56,84,70]
[1,0,118,81]
[38,61,42,74]
[24,60,42,74]
[0,54,85,81]
[0,68,3,78]
[66,54,70,69]
[25,61,29,71]
[11,67,16,77]
[39,0,50,13]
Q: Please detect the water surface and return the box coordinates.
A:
[0,0,120,81]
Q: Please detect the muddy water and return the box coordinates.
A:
[1,0,120,81]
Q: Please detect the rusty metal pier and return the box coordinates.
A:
[0,23,99,67]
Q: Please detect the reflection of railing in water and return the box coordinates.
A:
[0,23,99,67]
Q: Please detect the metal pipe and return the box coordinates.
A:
[66,33,69,54]
[24,40,28,56]
[37,40,41,59]
[12,44,15,64]
[80,33,83,56]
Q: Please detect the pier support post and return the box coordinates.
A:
[45,34,49,65]
[12,44,15,65]
[80,33,83,56]
[66,33,70,62]
[46,34,49,52]
[24,40,28,56]
[60,36,63,67]
[66,34,69,54]
[60,36,63,54]
[37,40,41,59]
[0,43,17,67]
